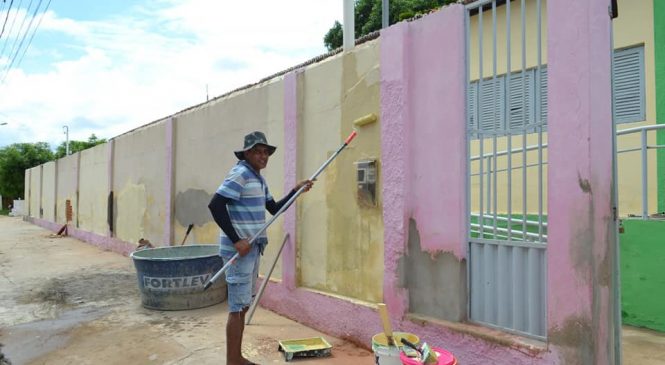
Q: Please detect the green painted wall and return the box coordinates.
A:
[655,0,665,212]
[621,219,665,332]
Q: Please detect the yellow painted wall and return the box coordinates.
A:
[613,0,657,216]
[173,79,286,278]
[56,154,77,225]
[41,161,56,221]
[113,122,167,245]
[78,143,110,235]
[468,0,656,217]
[299,41,383,303]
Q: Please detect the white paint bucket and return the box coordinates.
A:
[371,332,419,365]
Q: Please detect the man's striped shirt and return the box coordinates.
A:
[216,160,272,253]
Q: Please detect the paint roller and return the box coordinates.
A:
[203,114,375,291]
[352,113,378,128]
[377,303,395,346]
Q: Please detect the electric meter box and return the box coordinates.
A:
[355,159,377,206]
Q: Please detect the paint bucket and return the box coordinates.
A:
[372,332,420,365]
[399,346,457,365]
[130,245,227,310]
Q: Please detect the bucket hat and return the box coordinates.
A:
[234,131,277,160]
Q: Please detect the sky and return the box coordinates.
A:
[0,0,343,149]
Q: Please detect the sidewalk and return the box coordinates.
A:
[0,216,374,364]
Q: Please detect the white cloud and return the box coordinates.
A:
[0,0,343,149]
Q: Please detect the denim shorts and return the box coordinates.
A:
[220,244,261,313]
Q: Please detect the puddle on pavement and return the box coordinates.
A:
[18,271,138,307]
[0,306,109,365]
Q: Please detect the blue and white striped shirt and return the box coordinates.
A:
[216,160,272,253]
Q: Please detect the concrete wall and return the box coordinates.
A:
[28,167,40,218]
[22,1,621,363]
[547,0,618,364]
[112,122,168,245]
[41,161,56,222]
[173,79,286,277]
[297,41,383,302]
[78,143,110,236]
[56,153,78,225]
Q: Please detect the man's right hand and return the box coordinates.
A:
[234,239,251,257]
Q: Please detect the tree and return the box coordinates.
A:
[323,0,457,51]
[0,142,54,200]
[54,134,106,159]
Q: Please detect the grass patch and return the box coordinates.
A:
[470,214,548,240]
[0,209,9,216]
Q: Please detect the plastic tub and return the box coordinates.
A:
[130,245,226,310]
[372,332,420,365]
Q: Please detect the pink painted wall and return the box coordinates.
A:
[380,4,467,319]
[547,0,618,363]
[282,70,299,290]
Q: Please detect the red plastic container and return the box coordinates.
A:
[399,347,457,365]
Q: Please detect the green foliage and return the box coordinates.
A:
[54,134,106,159]
[0,142,54,199]
[323,21,344,52]
[324,0,457,51]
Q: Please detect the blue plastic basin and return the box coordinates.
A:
[130,245,226,310]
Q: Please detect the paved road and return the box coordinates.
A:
[1,216,664,364]
[0,216,374,364]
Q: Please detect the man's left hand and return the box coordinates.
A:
[295,180,314,193]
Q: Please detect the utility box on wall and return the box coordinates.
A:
[355,159,377,207]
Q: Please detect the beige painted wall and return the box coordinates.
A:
[113,122,167,245]
[173,79,286,278]
[299,41,383,303]
[56,153,78,225]
[29,167,41,218]
[41,161,56,221]
[78,143,110,235]
[24,170,29,214]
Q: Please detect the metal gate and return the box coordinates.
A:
[465,0,547,339]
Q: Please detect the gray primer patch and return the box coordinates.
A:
[399,218,467,322]
[174,189,214,227]
[549,315,595,365]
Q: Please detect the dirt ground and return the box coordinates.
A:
[0,216,374,365]
[2,216,665,365]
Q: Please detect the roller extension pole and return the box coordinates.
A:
[245,233,290,325]
[203,130,358,291]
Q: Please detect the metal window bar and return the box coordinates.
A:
[466,0,547,340]
[472,123,665,226]
[616,123,665,219]
[536,0,544,242]
[478,5,485,240]
[492,1,499,238]
[520,0,528,242]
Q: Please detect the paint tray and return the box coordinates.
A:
[278,336,332,361]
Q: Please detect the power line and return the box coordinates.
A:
[2,0,46,83]
[12,0,49,78]
[4,0,34,65]
[0,0,15,40]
